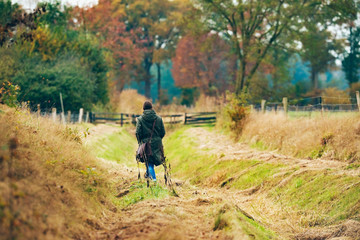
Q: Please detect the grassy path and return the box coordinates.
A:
[87,124,360,240]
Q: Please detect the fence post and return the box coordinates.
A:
[52,108,57,122]
[61,112,66,125]
[78,108,83,123]
[121,113,124,127]
[37,104,41,117]
[184,113,187,125]
[67,111,71,124]
[261,100,266,114]
[131,114,136,125]
[85,112,89,123]
[282,97,288,115]
[59,93,65,125]
[356,91,360,112]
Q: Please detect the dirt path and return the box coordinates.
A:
[92,159,235,240]
[85,125,253,239]
[87,125,359,240]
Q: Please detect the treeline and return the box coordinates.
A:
[0,1,108,111]
[0,0,360,110]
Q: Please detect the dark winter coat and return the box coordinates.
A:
[135,109,166,166]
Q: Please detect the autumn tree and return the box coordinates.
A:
[172,34,235,96]
[82,0,144,92]
[108,0,184,99]
[152,0,191,101]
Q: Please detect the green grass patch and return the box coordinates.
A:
[271,170,360,225]
[165,127,283,190]
[112,181,170,208]
[346,163,360,170]
[89,128,138,167]
[237,211,279,240]
[249,140,268,151]
[230,163,284,190]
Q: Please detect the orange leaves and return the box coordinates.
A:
[172,34,233,93]
[0,80,20,107]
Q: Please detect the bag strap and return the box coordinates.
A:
[149,118,157,142]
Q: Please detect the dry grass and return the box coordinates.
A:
[193,94,223,112]
[111,89,223,115]
[0,105,116,239]
[111,89,148,114]
[241,112,360,161]
[159,94,223,114]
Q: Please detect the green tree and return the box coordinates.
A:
[296,0,357,91]
[12,54,97,111]
[300,27,339,90]
[342,26,360,87]
[0,1,109,110]
[193,0,358,95]
[194,0,312,95]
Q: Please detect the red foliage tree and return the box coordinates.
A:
[172,34,236,95]
[73,0,145,92]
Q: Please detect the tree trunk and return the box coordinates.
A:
[157,63,161,101]
[144,56,152,99]
[145,77,151,99]
[311,69,318,90]
[235,60,246,95]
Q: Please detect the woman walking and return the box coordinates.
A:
[135,101,166,182]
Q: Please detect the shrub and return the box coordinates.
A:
[0,80,20,107]
[218,92,250,138]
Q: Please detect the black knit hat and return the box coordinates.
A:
[143,101,153,110]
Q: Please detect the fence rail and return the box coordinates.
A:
[254,92,360,114]
[92,112,217,125]
[184,112,217,125]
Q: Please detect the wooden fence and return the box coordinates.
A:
[91,112,217,125]
[255,92,360,114]
[184,112,217,125]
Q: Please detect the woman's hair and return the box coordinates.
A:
[143,101,153,110]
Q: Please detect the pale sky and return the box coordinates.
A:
[12,0,98,10]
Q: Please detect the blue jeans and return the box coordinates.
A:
[146,162,156,181]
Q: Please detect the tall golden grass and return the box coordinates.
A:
[241,112,360,161]
[111,89,148,114]
[0,105,115,239]
[111,89,223,115]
